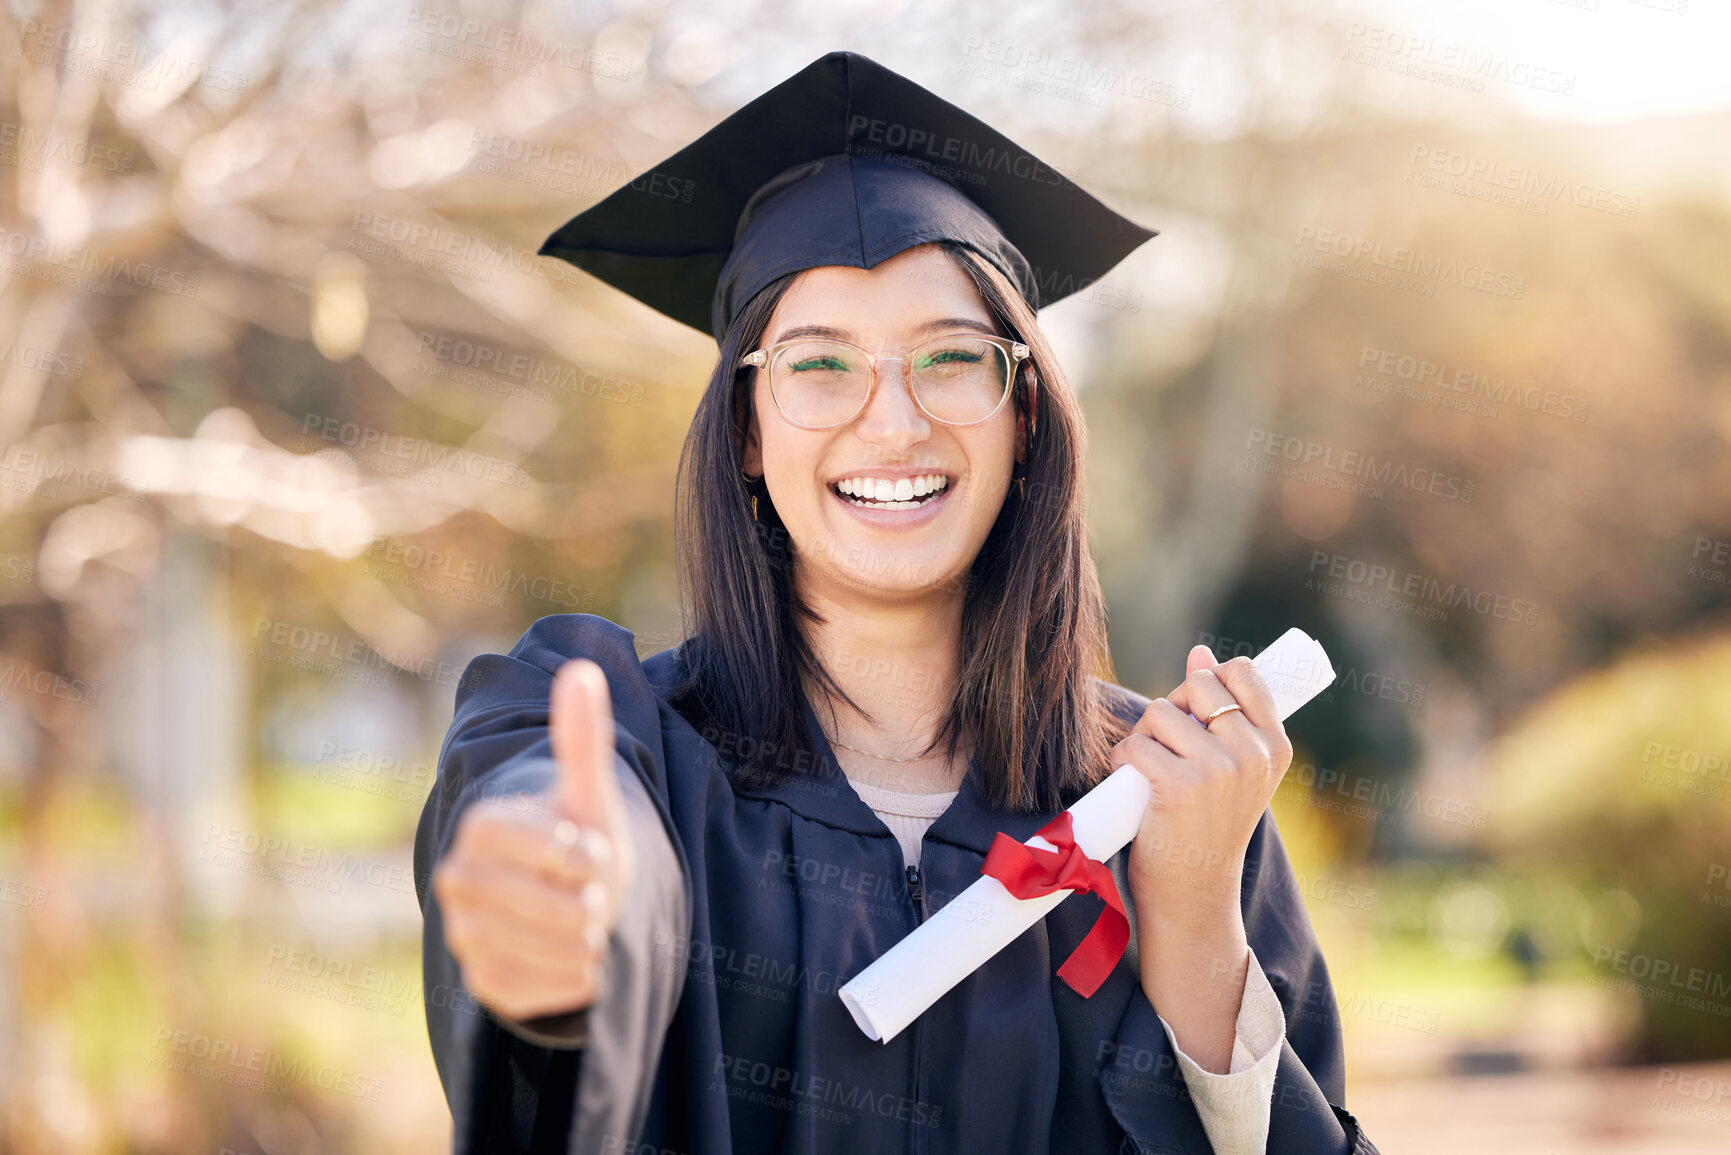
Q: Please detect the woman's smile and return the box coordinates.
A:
[827,469,956,528]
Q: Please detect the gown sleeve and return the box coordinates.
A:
[414,614,693,1155]
[1154,946,1284,1155]
[1097,809,1382,1154]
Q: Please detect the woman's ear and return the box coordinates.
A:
[1016,372,1038,462]
[742,408,763,476]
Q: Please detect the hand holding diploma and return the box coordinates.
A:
[432,659,636,1023]
[839,628,1334,1045]
[1112,644,1296,1074]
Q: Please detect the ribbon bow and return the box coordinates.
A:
[980,810,1129,998]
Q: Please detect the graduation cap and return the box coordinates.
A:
[537,50,1158,343]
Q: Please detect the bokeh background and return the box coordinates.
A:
[3,0,1730,1150]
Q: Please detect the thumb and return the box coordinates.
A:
[1186,644,1218,676]
[1166,644,1218,715]
[549,658,625,837]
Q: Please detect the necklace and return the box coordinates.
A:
[823,730,934,762]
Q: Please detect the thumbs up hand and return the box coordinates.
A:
[432,659,636,1023]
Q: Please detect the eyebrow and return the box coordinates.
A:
[770,317,999,344]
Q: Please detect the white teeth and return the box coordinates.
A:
[833,473,950,506]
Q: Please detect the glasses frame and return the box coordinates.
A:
[738,332,1031,431]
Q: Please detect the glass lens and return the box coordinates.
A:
[769,339,870,427]
[910,337,1011,424]
[766,336,1012,427]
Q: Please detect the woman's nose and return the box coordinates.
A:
[853,356,931,447]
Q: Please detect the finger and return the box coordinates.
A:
[1177,660,1256,738]
[1164,644,1217,716]
[1111,732,1205,815]
[462,950,604,1022]
[550,659,627,842]
[448,898,605,972]
[1208,655,1281,731]
[444,857,608,945]
[454,800,613,886]
[1132,697,1227,762]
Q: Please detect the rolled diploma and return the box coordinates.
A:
[838,626,1338,1043]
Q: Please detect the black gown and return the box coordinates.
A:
[415,613,1381,1154]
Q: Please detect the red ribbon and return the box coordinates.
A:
[980,811,1128,998]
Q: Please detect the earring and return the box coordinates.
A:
[741,468,761,521]
[1011,459,1027,501]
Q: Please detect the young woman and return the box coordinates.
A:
[415,52,1378,1155]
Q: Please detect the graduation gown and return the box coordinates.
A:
[415,613,1382,1154]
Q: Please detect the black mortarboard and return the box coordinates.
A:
[537,50,1158,344]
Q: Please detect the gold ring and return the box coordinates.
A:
[541,819,582,880]
[1202,703,1244,730]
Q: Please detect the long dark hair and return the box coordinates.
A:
[667,241,1129,814]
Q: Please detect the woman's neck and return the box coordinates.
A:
[797,576,969,795]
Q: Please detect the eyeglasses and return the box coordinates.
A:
[738,333,1030,430]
